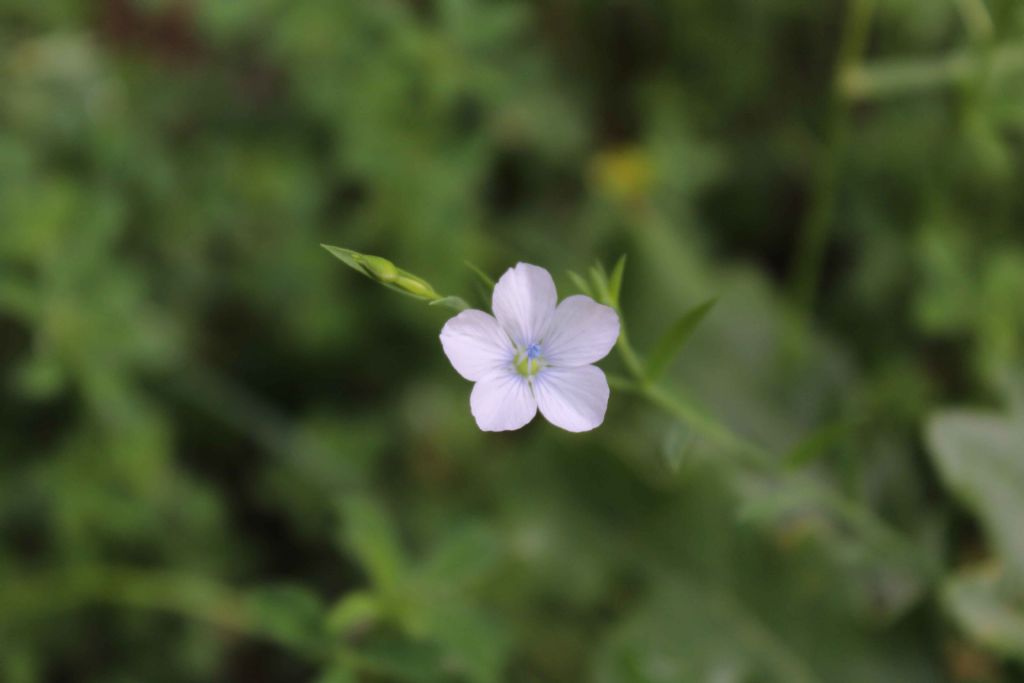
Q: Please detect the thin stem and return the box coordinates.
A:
[841,42,1024,102]
[955,0,994,44]
[790,0,876,315]
[641,383,759,464]
[613,313,936,580]
[0,566,328,661]
[615,322,648,381]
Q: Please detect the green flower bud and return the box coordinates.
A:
[355,254,399,283]
[323,244,464,309]
[394,275,439,300]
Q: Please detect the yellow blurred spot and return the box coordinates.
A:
[590,146,654,206]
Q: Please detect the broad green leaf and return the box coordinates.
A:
[350,635,448,683]
[337,496,407,595]
[410,524,509,682]
[244,584,328,657]
[925,410,1024,579]
[644,298,718,382]
[419,523,501,587]
[418,599,508,683]
[593,579,819,683]
[942,565,1024,662]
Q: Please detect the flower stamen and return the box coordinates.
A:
[514,344,544,377]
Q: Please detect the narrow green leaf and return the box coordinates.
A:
[464,261,495,288]
[661,421,698,474]
[589,263,611,304]
[645,298,718,382]
[607,254,627,307]
[567,270,594,297]
[322,244,363,272]
[428,296,470,312]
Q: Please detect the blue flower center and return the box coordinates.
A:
[514,344,544,377]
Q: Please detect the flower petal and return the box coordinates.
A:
[440,310,514,381]
[533,365,610,433]
[470,371,537,432]
[542,295,620,367]
[492,263,557,347]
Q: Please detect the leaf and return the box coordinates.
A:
[568,270,594,297]
[942,565,1024,662]
[925,410,1024,579]
[644,298,718,382]
[244,584,328,657]
[608,254,627,308]
[337,496,407,595]
[419,523,501,588]
[661,421,699,474]
[464,261,495,288]
[321,244,364,272]
[418,599,508,683]
[411,524,510,683]
[352,635,448,683]
[327,590,384,636]
[593,579,820,683]
[589,262,611,304]
[428,296,470,312]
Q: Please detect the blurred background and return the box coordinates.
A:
[2,0,1024,681]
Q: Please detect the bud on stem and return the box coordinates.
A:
[354,254,399,283]
[322,244,468,312]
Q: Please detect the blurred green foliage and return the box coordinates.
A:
[1,0,1024,681]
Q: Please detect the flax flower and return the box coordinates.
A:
[440,263,620,432]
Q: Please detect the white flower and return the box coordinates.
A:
[440,263,620,432]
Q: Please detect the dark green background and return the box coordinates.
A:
[2,1,1024,681]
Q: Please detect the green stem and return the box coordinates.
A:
[0,566,328,661]
[790,0,876,315]
[640,383,759,464]
[841,44,1024,102]
[613,315,937,580]
[615,321,648,381]
[955,0,994,43]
